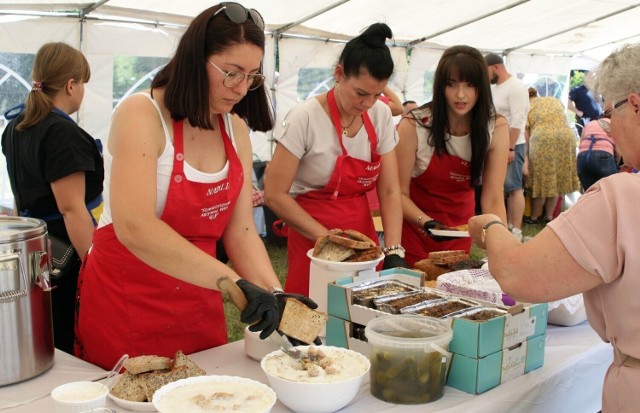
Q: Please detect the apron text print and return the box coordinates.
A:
[201,200,231,220]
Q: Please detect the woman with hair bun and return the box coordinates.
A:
[265,23,409,296]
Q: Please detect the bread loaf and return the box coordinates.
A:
[279,298,328,344]
[414,258,452,281]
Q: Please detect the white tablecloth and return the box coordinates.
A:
[0,322,612,413]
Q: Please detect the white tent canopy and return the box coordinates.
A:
[0,0,639,164]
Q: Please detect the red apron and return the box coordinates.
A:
[75,116,243,369]
[402,151,474,266]
[285,89,380,296]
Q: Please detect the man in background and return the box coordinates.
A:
[485,53,529,241]
[568,83,603,132]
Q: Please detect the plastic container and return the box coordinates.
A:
[365,315,452,404]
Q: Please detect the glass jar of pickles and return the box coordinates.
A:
[365,315,453,404]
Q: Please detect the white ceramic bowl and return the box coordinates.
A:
[307,249,383,272]
[152,375,276,413]
[260,346,370,413]
[244,326,281,361]
[51,381,108,413]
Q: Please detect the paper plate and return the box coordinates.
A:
[307,249,383,272]
[429,229,470,238]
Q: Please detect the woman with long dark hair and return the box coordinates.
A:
[396,45,509,265]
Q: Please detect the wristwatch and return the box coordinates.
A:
[382,244,406,258]
[481,220,504,244]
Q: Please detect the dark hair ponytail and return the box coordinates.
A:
[339,23,394,80]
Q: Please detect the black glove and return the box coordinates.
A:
[236,279,279,339]
[382,253,410,270]
[273,291,323,346]
[423,219,450,242]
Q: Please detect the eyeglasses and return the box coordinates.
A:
[208,59,266,90]
[212,2,264,30]
[602,97,628,119]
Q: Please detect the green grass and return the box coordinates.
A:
[223,223,543,342]
[223,239,288,342]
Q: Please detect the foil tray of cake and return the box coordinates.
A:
[453,306,509,322]
[373,288,448,314]
[401,297,480,318]
[350,279,418,308]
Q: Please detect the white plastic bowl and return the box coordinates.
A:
[51,381,108,413]
[260,346,370,413]
[152,375,276,413]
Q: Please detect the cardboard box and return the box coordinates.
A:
[326,316,369,355]
[327,269,547,359]
[448,302,548,358]
[447,334,546,394]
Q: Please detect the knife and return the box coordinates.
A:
[217,276,303,359]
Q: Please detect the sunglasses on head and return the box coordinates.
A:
[212,2,265,30]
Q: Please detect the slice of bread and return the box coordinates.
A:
[139,365,190,401]
[278,298,328,344]
[428,250,467,265]
[110,371,147,402]
[312,235,330,257]
[123,355,172,374]
[345,246,382,262]
[343,229,377,248]
[315,241,354,261]
[328,231,374,250]
[172,350,206,377]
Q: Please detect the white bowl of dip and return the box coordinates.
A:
[260,345,370,413]
[152,375,276,413]
[51,381,108,413]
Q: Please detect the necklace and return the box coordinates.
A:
[341,115,357,137]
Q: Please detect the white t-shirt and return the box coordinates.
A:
[273,97,398,196]
[491,76,529,146]
[99,93,236,227]
[411,107,495,177]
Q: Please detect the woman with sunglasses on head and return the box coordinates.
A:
[468,43,640,412]
[264,23,409,297]
[75,3,317,370]
[396,45,509,266]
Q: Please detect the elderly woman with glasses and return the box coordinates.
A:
[468,43,640,412]
[75,2,317,369]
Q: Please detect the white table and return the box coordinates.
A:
[0,322,611,413]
